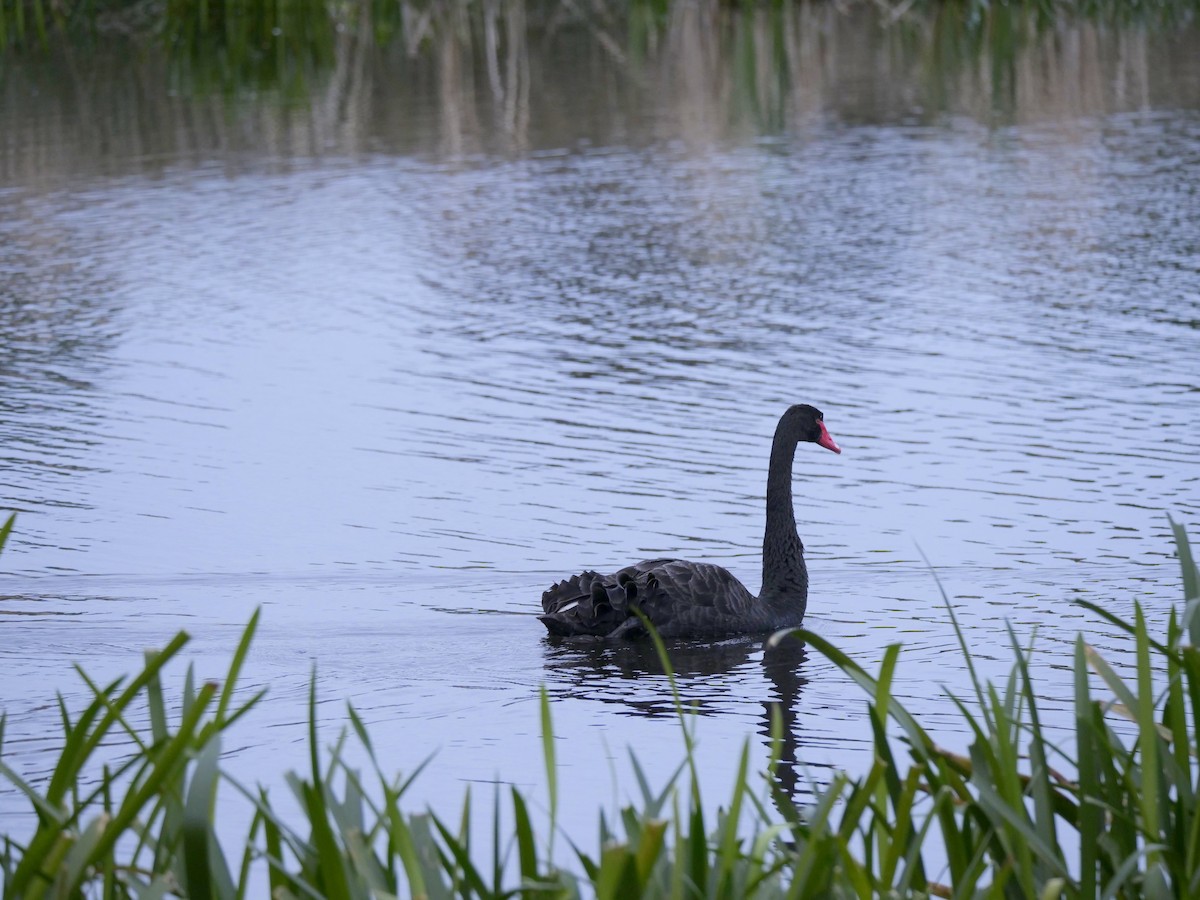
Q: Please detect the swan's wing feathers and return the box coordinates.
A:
[539,559,757,638]
[538,559,681,638]
[539,569,635,637]
[633,560,758,635]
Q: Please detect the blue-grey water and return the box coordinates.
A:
[1,3,1199,869]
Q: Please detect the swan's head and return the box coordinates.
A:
[784,404,841,454]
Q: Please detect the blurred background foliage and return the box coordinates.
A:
[2,0,1198,183]
[3,0,1198,83]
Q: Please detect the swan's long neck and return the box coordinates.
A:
[759,423,808,608]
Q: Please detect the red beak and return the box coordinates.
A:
[817,421,841,454]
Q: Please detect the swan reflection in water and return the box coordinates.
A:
[540,630,818,801]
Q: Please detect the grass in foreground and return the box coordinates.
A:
[1,511,1198,898]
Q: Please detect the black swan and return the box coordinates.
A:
[539,404,841,639]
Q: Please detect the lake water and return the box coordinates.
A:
[1,2,1199,866]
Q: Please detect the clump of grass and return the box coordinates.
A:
[779,515,1200,897]
[2,512,1198,897]
[0,603,265,896]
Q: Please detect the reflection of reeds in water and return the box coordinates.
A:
[160,0,338,97]
[895,2,1166,121]
[1,1,1198,182]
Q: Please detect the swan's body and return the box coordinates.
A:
[539,404,840,639]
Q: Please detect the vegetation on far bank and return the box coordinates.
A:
[4,0,1197,146]
[1,509,1199,898]
[3,0,1198,55]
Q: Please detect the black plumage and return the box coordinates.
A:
[539,404,841,639]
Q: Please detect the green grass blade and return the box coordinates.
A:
[385,802,431,899]
[1005,622,1060,876]
[301,780,354,900]
[1170,516,1198,599]
[1074,637,1103,898]
[511,785,538,884]
[540,684,558,861]
[145,648,169,745]
[594,842,639,900]
[634,817,667,886]
[1076,598,1173,657]
[183,735,224,900]
[1133,603,1163,876]
[917,545,995,733]
[685,804,707,896]
[0,512,15,554]
[1085,644,1141,715]
[0,758,67,824]
[780,627,936,758]
[715,741,751,895]
[347,704,374,756]
[300,672,354,900]
[58,813,107,897]
[430,810,491,898]
[1169,517,1200,646]
[212,609,261,729]
[970,775,1071,881]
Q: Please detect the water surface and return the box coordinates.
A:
[2,2,1199,860]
